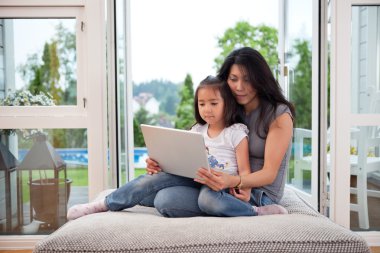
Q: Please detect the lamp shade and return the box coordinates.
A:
[18,134,65,171]
[0,142,18,170]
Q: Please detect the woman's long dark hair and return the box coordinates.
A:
[194,75,243,127]
[217,47,295,138]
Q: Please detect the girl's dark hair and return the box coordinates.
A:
[194,75,243,127]
[217,47,295,138]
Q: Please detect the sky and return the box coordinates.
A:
[129,0,279,84]
[12,0,312,88]
[129,0,312,85]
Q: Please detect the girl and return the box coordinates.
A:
[190,75,252,216]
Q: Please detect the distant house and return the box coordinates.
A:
[132,92,160,114]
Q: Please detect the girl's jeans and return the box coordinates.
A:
[105,172,276,217]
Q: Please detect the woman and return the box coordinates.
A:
[149,47,294,217]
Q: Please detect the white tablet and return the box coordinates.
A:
[140,124,210,178]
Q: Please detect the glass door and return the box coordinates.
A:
[350,5,380,232]
[0,2,107,240]
[278,0,319,208]
[332,0,380,243]
[0,7,88,236]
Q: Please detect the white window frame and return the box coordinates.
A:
[0,6,86,117]
[278,0,321,210]
[0,0,107,249]
[331,0,380,245]
[106,0,134,186]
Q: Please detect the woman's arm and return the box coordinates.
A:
[196,113,293,190]
[230,137,251,201]
[235,137,251,176]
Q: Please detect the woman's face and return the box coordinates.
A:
[227,64,258,112]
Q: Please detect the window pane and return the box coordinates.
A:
[0,19,77,106]
[0,128,88,235]
[292,128,312,193]
[285,0,313,193]
[349,125,380,231]
[351,6,380,114]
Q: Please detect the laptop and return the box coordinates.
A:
[140,124,210,178]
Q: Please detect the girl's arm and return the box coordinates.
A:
[146,157,161,175]
[196,113,293,191]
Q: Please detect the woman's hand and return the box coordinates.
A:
[229,188,251,202]
[195,168,232,191]
[145,157,161,175]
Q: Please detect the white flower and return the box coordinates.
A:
[1,89,55,107]
[0,89,56,137]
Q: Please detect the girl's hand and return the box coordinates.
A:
[145,157,161,175]
[229,188,251,202]
[195,168,231,191]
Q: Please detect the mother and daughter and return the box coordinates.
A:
[67,47,295,220]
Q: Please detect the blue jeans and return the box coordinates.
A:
[105,172,199,211]
[105,172,276,217]
[158,186,276,217]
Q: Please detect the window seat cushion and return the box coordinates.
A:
[33,188,370,253]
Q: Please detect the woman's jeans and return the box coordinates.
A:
[105,172,276,217]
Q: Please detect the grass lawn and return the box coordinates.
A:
[20,166,146,203]
[133,168,146,177]
[19,160,308,203]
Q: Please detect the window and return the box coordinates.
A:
[0,1,106,242]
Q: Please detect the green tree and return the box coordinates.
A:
[214,21,278,70]
[134,107,154,147]
[175,74,195,130]
[290,39,312,129]
[160,94,177,115]
[54,23,77,105]
[19,41,63,103]
[42,41,63,103]
[20,52,47,95]
[133,119,145,147]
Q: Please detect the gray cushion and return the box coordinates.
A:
[33,188,370,253]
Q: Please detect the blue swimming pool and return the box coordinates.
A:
[18,145,309,167]
[18,148,148,166]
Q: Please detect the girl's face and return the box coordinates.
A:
[227,64,258,113]
[197,87,225,128]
